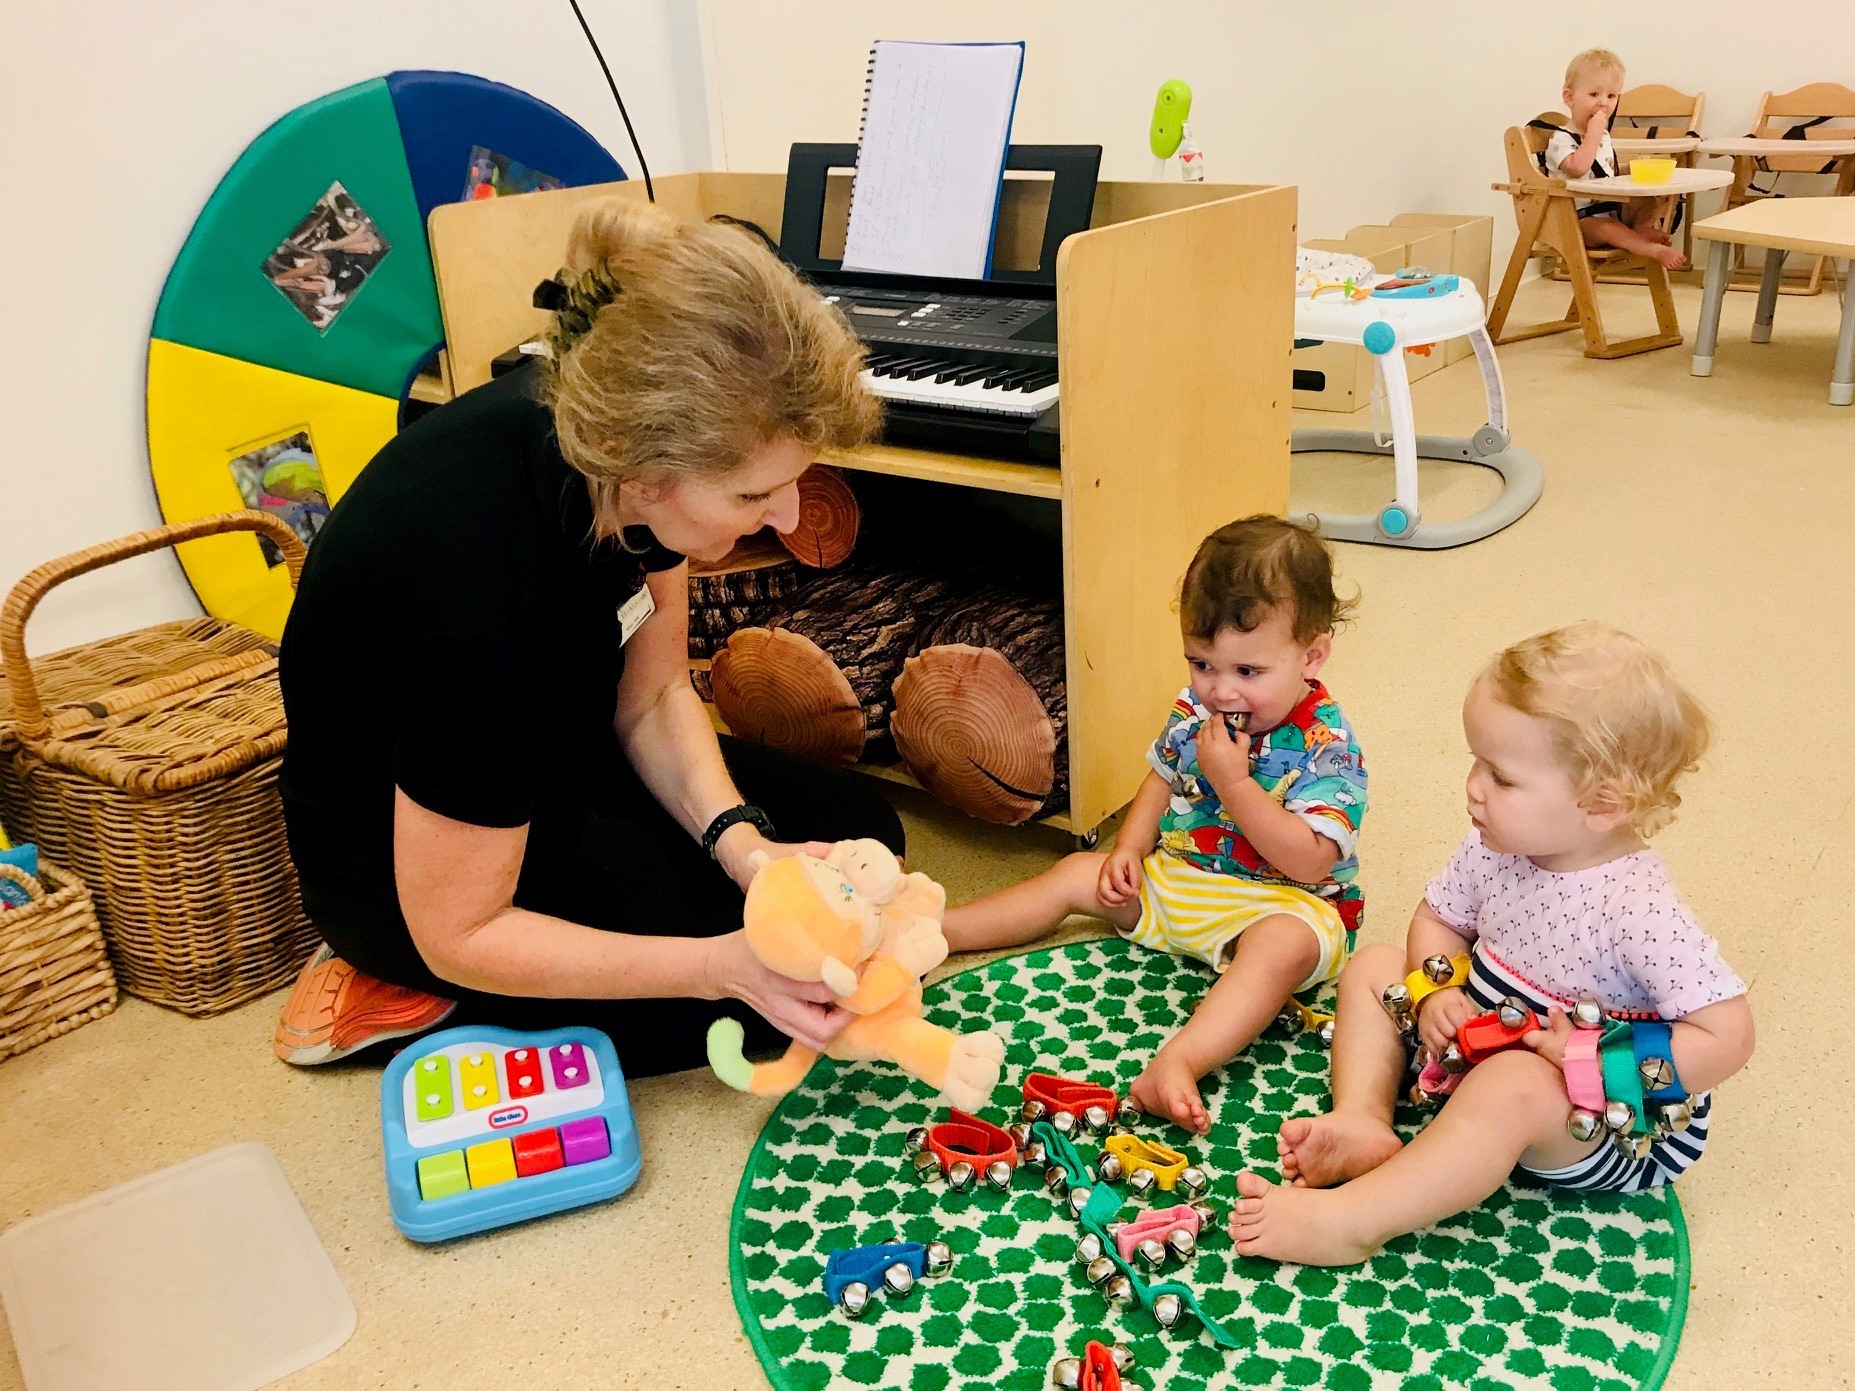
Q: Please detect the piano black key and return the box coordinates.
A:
[949,365,991,385]
[1021,369,1060,390]
[996,367,1041,389]
[902,362,940,380]
[980,368,1017,387]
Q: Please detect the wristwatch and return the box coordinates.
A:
[701,804,776,860]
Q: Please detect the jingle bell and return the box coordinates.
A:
[1103,1274,1135,1307]
[1052,1111,1079,1138]
[1044,1164,1070,1197]
[912,1151,943,1184]
[1128,1167,1157,1196]
[1498,997,1529,1032]
[1572,997,1605,1030]
[838,1281,871,1318]
[1075,1232,1105,1264]
[1660,1099,1694,1133]
[1603,1100,1636,1134]
[986,1160,1014,1192]
[1567,1108,1603,1142]
[883,1262,916,1297]
[1178,1166,1209,1198]
[1082,1104,1112,1135]
[1135,1237,1168,1271]
[1422,954,1455,984]
[1116,1099,1144,1127]
[947,1160,977,1193]
[1008,1122,1034,1149]
[1095,1150,1125,1183]
[1085,1255,1119,1288]
[1638,1056,1677,1092]
[1618,1131,1655,1161]
[1067,1184,1094,1218]
[1166,1227,1197,1261]
[1440,1042,1468,1074]
[1022,1098,1049,1123]
[1188,1199,1216,1226]
[904,1125,930,1155]
[1317,1018,1336,1049]
[1050,1358,1083,1389]
[1108,1344,1136,1372]
[1273,1005,1304,1033]
[1023,1140,1048,1167]
[924,1240,954,1276]
[1152,1291,1184,1330]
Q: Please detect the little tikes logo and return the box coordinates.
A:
[489,1106,529,1129]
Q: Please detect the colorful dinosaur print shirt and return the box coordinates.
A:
[1145,681,1367,936]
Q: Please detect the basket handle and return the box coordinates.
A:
[0,863,46,905]
[0,511,306,740]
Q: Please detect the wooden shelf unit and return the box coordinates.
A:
[427,171,1295,836]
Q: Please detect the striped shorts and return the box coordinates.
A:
[1122,851,1349,992]
[1465,947,1712,1193]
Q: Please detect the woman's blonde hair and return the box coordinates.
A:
[1480,622,1709,836]
[540,199,879,537]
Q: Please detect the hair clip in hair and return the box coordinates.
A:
[536,266,624,353]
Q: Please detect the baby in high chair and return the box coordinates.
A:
[942,516,1367,1134]
[1230,623,1752,1266]
[1543,48,1689,271]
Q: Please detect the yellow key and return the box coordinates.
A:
[459,1052,500,1110]
[465,1138,517,1188]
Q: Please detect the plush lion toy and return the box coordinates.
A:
[706,839,1004,1112]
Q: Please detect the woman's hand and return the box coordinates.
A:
[1098,847,1145,908]
[703,929,853,1052]
[713,823,838,893]
[1416,985,1477,1058]
[1521,1006,1574,1070]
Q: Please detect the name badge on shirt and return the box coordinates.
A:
[617,585,656,646]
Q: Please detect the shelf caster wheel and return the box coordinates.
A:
[1074,829,1101,851]
[1471,424,1509,457]
[1376,503,1418,540]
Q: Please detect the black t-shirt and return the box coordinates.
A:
[278,363,683,927]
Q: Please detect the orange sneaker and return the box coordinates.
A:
[273,943,456,1066]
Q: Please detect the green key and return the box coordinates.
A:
[416,1149,469,1201]
[412,1054,454,1122]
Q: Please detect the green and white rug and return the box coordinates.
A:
[728,939,1687,1391]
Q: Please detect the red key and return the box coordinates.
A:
[504,1047,545,1099]
[512,1127,565,1177]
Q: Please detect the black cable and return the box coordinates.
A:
[568,0,654,203]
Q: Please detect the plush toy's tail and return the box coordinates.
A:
[706,1017,819,1097]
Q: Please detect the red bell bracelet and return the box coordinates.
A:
[927,1108,1018,1177]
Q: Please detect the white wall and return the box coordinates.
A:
[1,0,712,653]
[704,0,1849,248]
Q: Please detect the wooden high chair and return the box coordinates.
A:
[1487,115,1682,358]
[1615,84,1707,264]
[1718,82,1855,295]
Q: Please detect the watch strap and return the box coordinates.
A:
[702,804,775,859]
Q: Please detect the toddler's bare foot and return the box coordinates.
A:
[1130,1039,1212,1135]
[1277,1111,1404,1188]
[1228,1171,1379,1266]
[1649,243,1688,271]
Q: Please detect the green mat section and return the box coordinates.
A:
[728,938,1687,1391]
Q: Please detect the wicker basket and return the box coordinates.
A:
[0,513,319,1017]
[0,859,117,1058]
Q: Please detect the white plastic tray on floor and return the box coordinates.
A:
[0,1142,355,1391]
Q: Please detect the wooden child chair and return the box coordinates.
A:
[1487,114,1682,359]
[1719,82,1855,295]
[1614,84,1707,265]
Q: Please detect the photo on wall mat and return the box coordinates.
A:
[260,181,392,333]
[462,146,565,201]
[227,429,331,567]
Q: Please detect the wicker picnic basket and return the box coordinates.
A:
[0,512,317,1016]
[0,859,116,1059]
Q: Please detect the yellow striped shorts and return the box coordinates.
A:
[1122,851,1349,990]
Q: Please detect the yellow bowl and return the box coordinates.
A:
[1630,157,1676,183]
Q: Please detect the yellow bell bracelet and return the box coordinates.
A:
[1403,952,1471,1009]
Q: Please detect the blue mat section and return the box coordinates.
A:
[386,69,625,224]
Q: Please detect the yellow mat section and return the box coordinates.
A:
[146,340,397,638]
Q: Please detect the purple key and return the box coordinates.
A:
[548,1041,589,1090]
[558,1116,611,1166]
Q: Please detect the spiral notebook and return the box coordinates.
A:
[841,39,1026,280]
